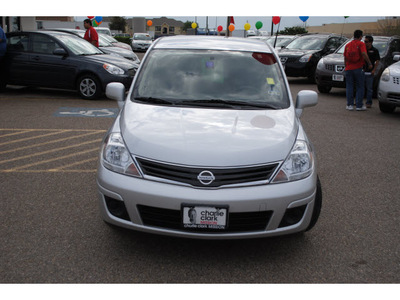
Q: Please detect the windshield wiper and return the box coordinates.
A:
[181,99,280,109]
[134,97,176,106]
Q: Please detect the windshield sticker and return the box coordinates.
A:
[267,78,275,85]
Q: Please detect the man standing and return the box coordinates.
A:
[364,35,380,108]
[344,30,373,111]
[83,19,99,47]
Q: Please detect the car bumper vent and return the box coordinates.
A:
[136,158,279,188]
[137,205,272,233]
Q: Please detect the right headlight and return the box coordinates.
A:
[272,140,314,183]
[381,68,390,82]
[101,133,141,177]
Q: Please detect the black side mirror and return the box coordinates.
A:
[53,48,67,56]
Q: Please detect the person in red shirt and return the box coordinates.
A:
[83,19,99,47]
[344,30,372,111]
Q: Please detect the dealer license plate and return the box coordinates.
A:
[332,74,344,81]
[182,205,228,230]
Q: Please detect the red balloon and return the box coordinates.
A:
[217,25,223,32]
[272,16,281,25]
[87,16,95,19]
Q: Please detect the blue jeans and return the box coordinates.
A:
[346,68,365,108]
[364,73,374,105]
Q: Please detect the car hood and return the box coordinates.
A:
[321,53,344,64]
[120,102,298,167]
[113,42,132,50]
[278,48,319,57]
[133,40,152,45]
[100,46,136,59]
[81,54,138,70]
[388,61,400,75]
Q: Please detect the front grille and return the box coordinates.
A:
[127,68,137,77]
[137,205,272,233]
[136,158,279,188]
[387,93,400,101]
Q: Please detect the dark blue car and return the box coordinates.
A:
[1,31,139,99]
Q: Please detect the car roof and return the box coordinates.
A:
[7,30,81,37]
[153,36,274,53]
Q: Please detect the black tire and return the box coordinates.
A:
[317,85,332,94]
[77,74,102,100]
[305,176,322,232]
[379,102,396,113]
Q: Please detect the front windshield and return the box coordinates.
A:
[336,39,388,56]
[267,36,295,48]
[286,36,325,50]
[132,49,289,109]
[134,34,152,41]
[54,33,103,55]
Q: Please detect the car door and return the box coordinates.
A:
[28,33,76,89]
[4,33,31,85]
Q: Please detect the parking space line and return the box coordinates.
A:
[0,131,104,155]
[0,130,72,147]
[4,147,100,172]
[0,130,35,138]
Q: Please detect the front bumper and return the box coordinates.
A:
[96,162,319,239]
[378,80,400,106]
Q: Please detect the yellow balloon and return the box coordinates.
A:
[244,23,251,31]
[191,22,197,29]
[229,24,235,32]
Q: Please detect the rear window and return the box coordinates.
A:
[132,49,289,110]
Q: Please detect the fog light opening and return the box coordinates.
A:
[279,205,307,228]
[105,196,130,221]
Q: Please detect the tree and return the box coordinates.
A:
[182,21,193,32]
[278,26,307,35]
[377,17,400,36]
[109,17,127,32]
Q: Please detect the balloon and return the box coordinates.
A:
[147,20,153,27]
[191,22,197,29]
[228,24,235,32]
[95,16,103,23]
[299,16,309,22]
[244,23,251,31]
[92,21,98,27]
[217,25,223,32]
[272,16,281,25]
[255,21,263,30]
[87,16,94,19]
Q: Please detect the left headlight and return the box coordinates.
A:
[101,133,141,177]
[103,63,125,75]
[380,68,390,82]
[272,140,314,183]
[299,54,313,63]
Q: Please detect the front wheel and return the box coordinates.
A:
[317,85,332,94]
[77,74,102,100]
[379,101,396,113]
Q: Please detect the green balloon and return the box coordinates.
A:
[255,21,263,30]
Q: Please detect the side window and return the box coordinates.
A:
[31,34,60,54]
[7,34,29,52]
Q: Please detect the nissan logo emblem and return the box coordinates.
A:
[197,170,215,185]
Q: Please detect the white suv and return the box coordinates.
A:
[97,36,322,239]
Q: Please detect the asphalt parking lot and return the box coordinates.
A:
[0,73,399,285]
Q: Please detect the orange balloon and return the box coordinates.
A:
[147,20,153,27]
[228,24,235,32]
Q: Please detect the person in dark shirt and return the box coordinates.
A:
[363,35,380,108]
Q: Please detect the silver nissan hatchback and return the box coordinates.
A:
[97,36,321,239]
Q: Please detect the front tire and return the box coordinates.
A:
[317,85,332,93]
[77,74,102,100]
[379,102,396,113]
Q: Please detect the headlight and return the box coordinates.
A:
[272,140,314,183]
[299,54,312,63]
[102,133,141,177]
[381,68,390,82]
[317,58,324,70]
[103,63,125,75]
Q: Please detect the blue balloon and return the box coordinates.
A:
[299,16,309,22]
[95,16,103,23]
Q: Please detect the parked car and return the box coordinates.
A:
[378,55,400,113]
[100,33,132,51]
[278,33,347,82]
[97,36,322,239]
[46,29,140,63]
[1,31,139,99]
[315,36,400,93]
[131,33,152,51]
[265,35,298,49]
[95,27,112,36]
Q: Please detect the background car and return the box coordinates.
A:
[98,36,321,239]
[278,33,347,82]
[315,35,400,93]
[131,33,152,51]
[1,31,138,99]
[95,27,112,36]
[378,55,400,113]
[100,33,132,51]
